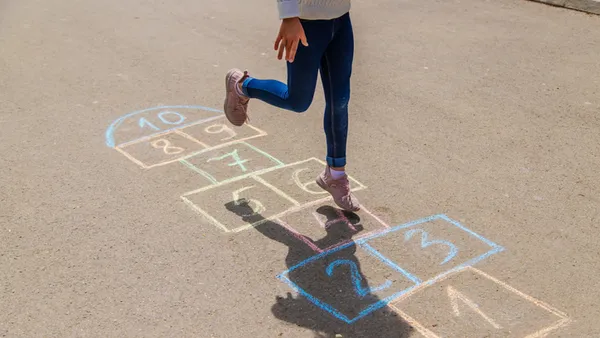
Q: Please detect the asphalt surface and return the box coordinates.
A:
[1,0,599,337]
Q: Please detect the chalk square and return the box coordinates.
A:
[181,176,296,233]
[179,118,267,150]
[256,158,366,205]
[277,203,388,253]
[181,142,285,185]
[389,267,571,338]
[116,130,207,169]
[278,242,419,324]
[357,215,504,285]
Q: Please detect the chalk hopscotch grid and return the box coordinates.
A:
[277,214,505,323]
[107,106,569,336]
[105,105,225,148]
[179,158,368,233]
[388,266,572,338]
[177,141,287,187]
[355,214,506,284]
[181,157,367,197]
[107,108,225,149]
[277,239,421,324]
[115,123,269,170]
[173,129,210,148]
[115,116,220,148]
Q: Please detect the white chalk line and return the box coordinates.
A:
[524,317,571,338]
[116,115,224,148]
[116,123,269,170]
[182,157,367,197]
[115,146,148,169]
[231,201,382,235]
[276,205,394,254]
[174,129,210,148]
[180,156,369,233]
[187,193,363,234]
[182,157,318,196]
[181,196,230,233]
[388,266,571,338]
[231,196,338,233]
[447,285,501,329]
[274,217,324,253]
[143,138,272,169]
[252,175,301,207]
[115,115,267,148]
[360,206,391,228]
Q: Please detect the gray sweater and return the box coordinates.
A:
[277,0,351,20]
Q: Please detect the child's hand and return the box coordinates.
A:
[274,17,308,63]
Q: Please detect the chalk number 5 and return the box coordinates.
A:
[232,186,265,217]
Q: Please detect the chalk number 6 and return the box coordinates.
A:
[292,168,327,195]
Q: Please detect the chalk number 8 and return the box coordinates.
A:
[151,139,184,155]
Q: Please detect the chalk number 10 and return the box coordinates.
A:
[139,111,186,131]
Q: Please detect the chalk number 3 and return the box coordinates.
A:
[404,228,458,265]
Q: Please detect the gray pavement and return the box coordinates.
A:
[1,0,599,337]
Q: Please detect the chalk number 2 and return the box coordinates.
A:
[326,260,392,297]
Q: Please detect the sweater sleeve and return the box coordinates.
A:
[277,0,300,19]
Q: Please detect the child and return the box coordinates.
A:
[223,0,360,212]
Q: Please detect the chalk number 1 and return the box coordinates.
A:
[447,286,501,329]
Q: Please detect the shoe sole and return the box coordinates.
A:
[316,176,361,212]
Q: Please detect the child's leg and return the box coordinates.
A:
[241,20,333,113]
[320,13,354,170]
[314,13,360,212]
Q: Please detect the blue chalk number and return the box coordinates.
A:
[326,259,392,297]
[138,117,160,131]
[138,111,186,132]
[404,228,458,265]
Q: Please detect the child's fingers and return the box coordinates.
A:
[288,39,299,62]
[284,39,292,61]
[274,35,282,50]
[277,38,286,60]
[300,32,309,47]
[285,38,296,62]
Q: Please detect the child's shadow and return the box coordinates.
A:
[225,201,414,338]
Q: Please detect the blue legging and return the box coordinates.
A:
[242,13,354,168]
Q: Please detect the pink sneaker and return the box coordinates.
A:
[224,68,250,126]
[316,167,361,212]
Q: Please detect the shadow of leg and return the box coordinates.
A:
[224,200,415,337]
